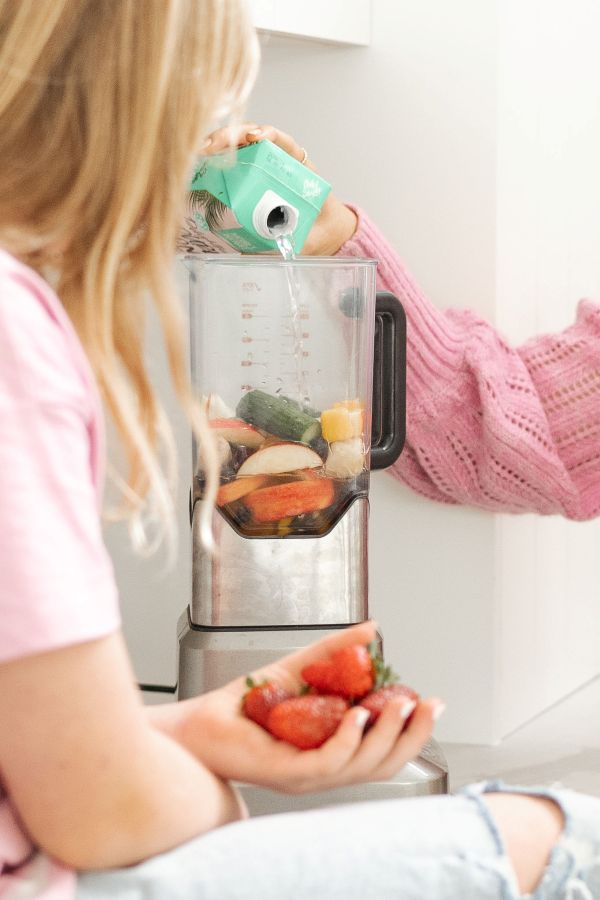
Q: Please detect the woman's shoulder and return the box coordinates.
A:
[0,249,94,411]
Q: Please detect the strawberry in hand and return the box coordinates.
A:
[267,695,349,750]
[242,678,292,730]
[359,684,420,728]
[301,644,375,700]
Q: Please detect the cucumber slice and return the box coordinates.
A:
[236,390,321,444]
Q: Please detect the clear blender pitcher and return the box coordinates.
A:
[188,256,405,544]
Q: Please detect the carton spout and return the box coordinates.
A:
[252,189,299,240]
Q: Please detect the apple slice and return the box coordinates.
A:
[210,418,265,449]
[237,443,323,477]
[245,479,335,523]
[217,474,270,506]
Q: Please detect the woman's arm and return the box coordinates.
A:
[342,210,600,520]
[0,633,244,871]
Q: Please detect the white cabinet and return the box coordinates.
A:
[249,0,371,46]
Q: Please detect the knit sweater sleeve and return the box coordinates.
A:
[339,208,600,520]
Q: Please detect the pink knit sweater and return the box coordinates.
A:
[341,210,600,520]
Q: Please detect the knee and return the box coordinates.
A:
[483,793,564,895]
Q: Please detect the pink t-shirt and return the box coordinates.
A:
[0,249,120,896]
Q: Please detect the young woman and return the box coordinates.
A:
[0,4,598,899]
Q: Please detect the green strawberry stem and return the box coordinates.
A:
[367,641,400,690]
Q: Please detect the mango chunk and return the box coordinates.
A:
[321,405,364,442]
[321,407,354,442]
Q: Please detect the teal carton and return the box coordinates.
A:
[177,140,331,255]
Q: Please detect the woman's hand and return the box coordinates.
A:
[148,622,444,796]
[202,122,358,256]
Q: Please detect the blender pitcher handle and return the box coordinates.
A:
[370,292,406,470]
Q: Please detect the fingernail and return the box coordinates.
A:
[400,700,417,720]
[247,128,262,136]
[433,702,446,722]
[354,708,370,730]
[201,137,212,150]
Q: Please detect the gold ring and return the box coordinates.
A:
[299,147,308,165]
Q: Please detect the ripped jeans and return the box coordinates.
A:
[77,782,600,899]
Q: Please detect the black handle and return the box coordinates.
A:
[370,292,406,470]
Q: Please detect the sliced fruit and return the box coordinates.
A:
[236,390,321,444]
[242,678,292,730]
[321,406,364,443]
[333,398,364,411]
[237,443,322,477]
[196,434,231,474]
[203,393,235,420]
[302,644,375,700]
[325,438,365,479]
[277,516,294,537]
[267,695,349,749]
[216,474,270,506]
[359,684,420,727]
[245,478,335,523]
[210,418,265,449]
[321,406,353,443]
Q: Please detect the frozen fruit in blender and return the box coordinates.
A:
[210,418,265,449]
[325,438,365,478]
[245,479,335,523]
[242,678,293,730]
[237,390,321,444]
[359,684,420,727]
[320,404,363,443]
[266,695,349,750]
[202,393,234,421]
[197,434,232,473]
[237,442,323,476]
[302,644,375,700]
[216,474,270,506]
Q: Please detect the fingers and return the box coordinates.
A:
[201,122,315,169]
[286,695,441,794]
[345,695,418,778]
[370,698,441,781]
[202,122,259,154]
[286,706,370,792]
[245,125,306,162]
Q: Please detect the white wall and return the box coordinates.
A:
[495,0,600,737]
[111,0,600,740]
[250,0,600,741]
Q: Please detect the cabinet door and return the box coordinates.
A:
[249,0,371,46]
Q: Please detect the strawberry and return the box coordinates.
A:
[359,683,420,727]
[301,644,375,700]
[242,678,292,730]
[245,478,335,524]
[267,696,349,750]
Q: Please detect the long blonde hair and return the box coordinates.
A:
[0,0,258,552]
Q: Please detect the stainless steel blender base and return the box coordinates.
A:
[177,610,448,811]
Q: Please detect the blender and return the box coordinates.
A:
[177,255,448,811]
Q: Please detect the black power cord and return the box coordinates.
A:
[138,683,177,694]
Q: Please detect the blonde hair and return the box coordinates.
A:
[0,0,258,552]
